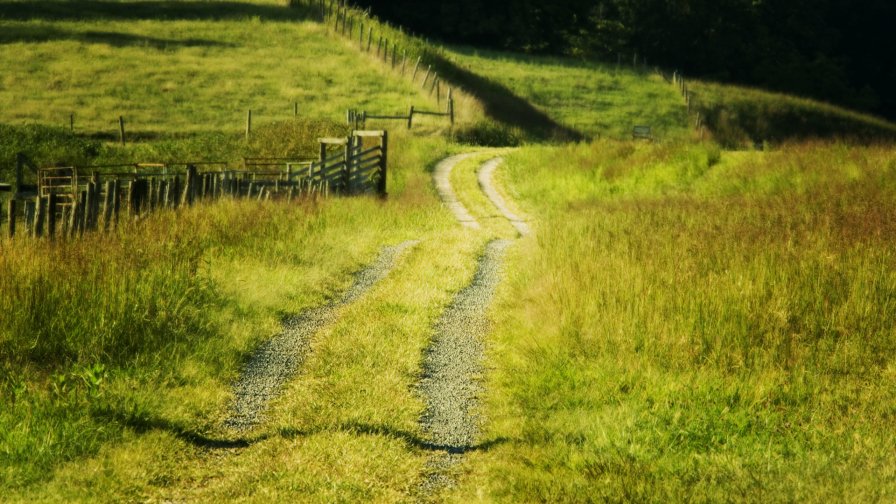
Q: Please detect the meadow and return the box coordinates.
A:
[3,0,896,502]
[443,46,689,141]
[447,140,896,501]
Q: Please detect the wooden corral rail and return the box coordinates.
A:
[1,130,389,240]
[348,93,454,130]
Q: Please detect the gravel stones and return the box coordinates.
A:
[478,157,532,237]
[433,153,481,229]
[224,240,418,431]
[418,239,511,491]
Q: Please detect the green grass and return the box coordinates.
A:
[446,140,896,502]
[443,47,690,141]
[688,80,896,147]
[4,1,896,501]
[0,1,440,138]
[0,131,466,500]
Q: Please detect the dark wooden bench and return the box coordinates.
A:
[632,125,653,140]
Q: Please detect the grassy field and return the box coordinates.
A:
[445,140,896,501]
[443,47,690,141]
[3,1,896,502]
[0,0,450,139]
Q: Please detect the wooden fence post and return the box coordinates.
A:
[102,180,113,231]
[367,27,373,51]
[84,181,95,230]
[6,199,15,238]
[170,175,181,209]
[33,196,45,237]
[378,131,388,196]
[183,165,197,207]
[448,88,455,125]
[422,66,432,88]
[246,109,252,141]
[408,106,414,129]
[127,181,138,218]
[412,57,421,81]
[22,200,34,237]
[112,179,121,225]
[48,192,58,238]
[119,116,126,145]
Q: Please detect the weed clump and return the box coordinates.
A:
[451,121,522,147]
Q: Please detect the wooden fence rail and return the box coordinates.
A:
[1,130,389,240]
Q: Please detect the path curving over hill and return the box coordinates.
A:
[432,153,481,229]
[478,157,532,237]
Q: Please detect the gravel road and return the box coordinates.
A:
[224,240,418,431]
[432,153,481,229]
[417,239,512,493]
[478,157,532,237]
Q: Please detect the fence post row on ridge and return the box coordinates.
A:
[313,0,456,127]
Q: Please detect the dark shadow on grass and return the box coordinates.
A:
[94,407,510,454]
[94,407,262,450]
[279,422,511,455]
[0,1,316,22]
[427,52,583,142]
[0,25,233,48]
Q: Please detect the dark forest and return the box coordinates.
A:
[354,0,896,121]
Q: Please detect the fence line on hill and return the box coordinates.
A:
[671,71,707,139]
[0,130,389,241]
[298,0,457,128]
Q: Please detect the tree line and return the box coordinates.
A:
[353,0,896,122]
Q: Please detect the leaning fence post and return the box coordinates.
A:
[412,56,421,81]
[245,109,252,141]
[408,106,414,129]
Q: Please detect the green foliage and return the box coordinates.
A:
[691,81,896,147]
[451,120,521,147]
[0,124,100,181]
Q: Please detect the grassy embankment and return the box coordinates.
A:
[688,80,896,148]
[444,140,896,501]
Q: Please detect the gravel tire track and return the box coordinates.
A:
[417,239,512,495]
[478,157,532,237]
[432,153,481,229]
[224,240,418,431]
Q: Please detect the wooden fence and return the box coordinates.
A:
[347,92,454,129]
[303,0,457,115]
[671,71,706,138]
[0,130,388,240]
